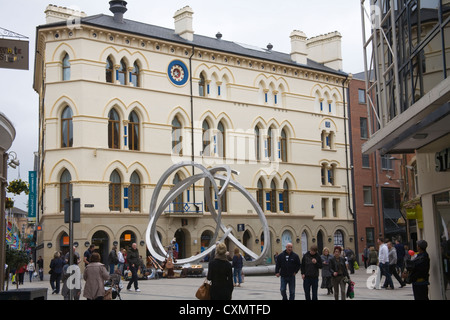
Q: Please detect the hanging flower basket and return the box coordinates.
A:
[401,197,421,210]
[7,179,29,195]
[6,197,14,209]
[401,197,421,219]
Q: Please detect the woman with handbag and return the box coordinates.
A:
[207,242,234,300]
[83,252,110,300]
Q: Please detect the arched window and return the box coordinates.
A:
[267,127,273,159]
[106,57,114,83]
[60,169,72,211]
[128,111,139,151]
[130,62,139,87]
[334,230,344,248]
[172,116,183,156]
[321,130,335,150]
[217,121,225,157]
[216,180,227,212]
[199,73,206,97]
[62,53,70,81]
[280,129,287,162]
[173,173,183,212]
[129,171,141,212]
[256,179,264,210]
[61,106,73,148]
[254,126,261,161]
[108,109,120,149]
[321,163,327,185]
[109,170,121,211]
[321,130,327,149]
[328,164,336,186]
[270,180,277,213]
[202,120,210,156]
[280,181,289,213]
[117,59,127,85]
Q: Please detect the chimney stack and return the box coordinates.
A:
[109,0,128,23]
[174,6,194,41]
[290,30,308,65]
[306,31,343,70]
[44,4,86,24]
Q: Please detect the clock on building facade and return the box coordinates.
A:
[167,60,189,86]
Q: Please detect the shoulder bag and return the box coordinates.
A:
[195,279,211,300]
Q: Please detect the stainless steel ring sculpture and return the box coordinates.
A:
[145,162,270,266]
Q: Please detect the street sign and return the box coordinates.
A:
[64,197,80,223]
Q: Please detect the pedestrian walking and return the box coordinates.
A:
[379,238,394,290]
[301,244,322,300]
[117,247,125,275]
[394,239,406,272]
[329,246,350,300]
[275,243,301,300]
[207,242,234,300]
[344,247,356,274]
[231,247,244,287]
[27,259,35,282]
[320,247,333,295]
[126,243,140,292]
[368,246,378,267]
[83,244,95,267]
[387,241,405,288]
[16,263,26,285]
[49,251,64,294]
[406,240,430,300]
[362,246,370,268]
[108,245,119,274]
[83,252,110,300]
[37,256,44,281]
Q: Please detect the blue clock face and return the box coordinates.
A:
[168,60,189,86]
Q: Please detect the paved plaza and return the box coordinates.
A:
[6,266,414,301]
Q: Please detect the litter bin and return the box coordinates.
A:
[0,288,48,300]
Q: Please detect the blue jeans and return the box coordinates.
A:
[303,277,319,300]
[280,275,296,300]
[233,268,242,284]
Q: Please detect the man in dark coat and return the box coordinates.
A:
[407,240,430,300]
[301,244,323,300]
[126,243,140,292]
[275,243,301,300]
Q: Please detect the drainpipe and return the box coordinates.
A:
[342,75,358,257]
[189,45,199,212]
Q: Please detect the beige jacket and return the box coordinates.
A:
[83,262,110,300]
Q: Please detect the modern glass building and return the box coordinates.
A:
[361,0,450,300]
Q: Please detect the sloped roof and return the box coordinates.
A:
[39,13,347,77]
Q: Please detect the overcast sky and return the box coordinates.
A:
[1,0,365,210]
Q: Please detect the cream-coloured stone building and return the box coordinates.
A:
[33,2,354,270]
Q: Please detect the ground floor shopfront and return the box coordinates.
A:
[416,134,450,300]
[36,212,354,273]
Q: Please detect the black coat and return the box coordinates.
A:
[329,256,349,278]
[300,251,323,278]
[207,258,234,300]
[275,250,301,277]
